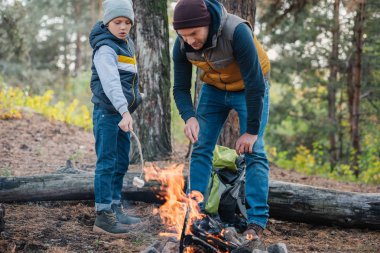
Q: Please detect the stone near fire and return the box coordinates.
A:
[268,243,288,253]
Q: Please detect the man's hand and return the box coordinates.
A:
[184,117,199,143]
[235,133,258,154]
[118,112,133,132]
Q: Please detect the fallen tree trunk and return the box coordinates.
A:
[0,172,161,204]
[0,172,379,229]
[268,181,380,229]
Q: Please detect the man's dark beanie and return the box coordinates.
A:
[173,0,211,30]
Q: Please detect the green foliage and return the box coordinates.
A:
[0,167,12,177]
[58,71,93,108]
[357,123,380,184]
[270,135,379,184]
[0,81,92,130]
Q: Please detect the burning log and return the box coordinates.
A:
[141,215,289,253]
[0,167,379,229]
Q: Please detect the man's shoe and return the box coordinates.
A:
[243,223,264,240]
[240,223,266,251]
[93,210,128,237]
[111,203,141,225]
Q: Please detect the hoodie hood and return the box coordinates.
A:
[203,0,228,49]
[89,21,126,50]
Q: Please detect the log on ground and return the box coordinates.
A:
[0,173,379,229]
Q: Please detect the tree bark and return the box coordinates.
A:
[350,1,365,175]
[98,0,102,19]
[0,172,160,204]
[130,0,172,161]
[62,14,70,88]
[1,173,379,229]
[74,1,82,76]
[219,0,256,27]
[328,0,340,167]
[216,0,257,148]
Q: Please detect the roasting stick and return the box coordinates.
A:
[179,144,193,253]
[130,130,145,188]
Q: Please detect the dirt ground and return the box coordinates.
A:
[0,113,379,253]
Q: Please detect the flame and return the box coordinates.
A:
[144,163,205,238]
[246,234,255,241]
[183,247,197,253]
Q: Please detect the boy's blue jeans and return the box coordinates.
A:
[93,105,130,212]
[190,80,270,229]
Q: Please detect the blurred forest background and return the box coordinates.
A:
[0,0,379,184]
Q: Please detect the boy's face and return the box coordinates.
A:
[107,17,132,39]
[177,26,209,50]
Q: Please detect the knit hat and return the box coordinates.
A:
[173,0,211,30]
[103,0,134,25]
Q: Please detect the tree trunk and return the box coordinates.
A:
[74,1,82,76]
[219,0,256,27]
[217,110,240,149]
[130,0,172,161]
[350,1,365,175]
[1,173,379,229]
[63,15,70,89]
[337,90,345,161]
[0,172,160,204]
[268,180,380,229]
[328,0,340,168]
[98,0,102,19]
[216,0,257,148]
[347,53,354,159]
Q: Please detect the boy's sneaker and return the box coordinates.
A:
[111,203,141,225]
[93,210,128,237]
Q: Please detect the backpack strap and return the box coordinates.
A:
[236,169,248,219]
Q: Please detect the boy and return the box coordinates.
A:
[89,0,142,236]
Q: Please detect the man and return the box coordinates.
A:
[172,0,271,246]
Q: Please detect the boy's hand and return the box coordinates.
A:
[119,111,133,132]
[184,117,199,143]
[235,133,258,154]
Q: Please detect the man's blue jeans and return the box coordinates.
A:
[93,105,130,212]
[190,81,270,229]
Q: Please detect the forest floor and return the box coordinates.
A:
[0,113,379,253]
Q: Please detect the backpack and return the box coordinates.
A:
[204,146,248,231]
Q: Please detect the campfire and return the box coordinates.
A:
[144,164,257,253]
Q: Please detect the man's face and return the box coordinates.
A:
[177,26,209,50]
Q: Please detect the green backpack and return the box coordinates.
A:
[204,145,248,230]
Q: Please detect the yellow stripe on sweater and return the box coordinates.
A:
[118,55,136,65]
